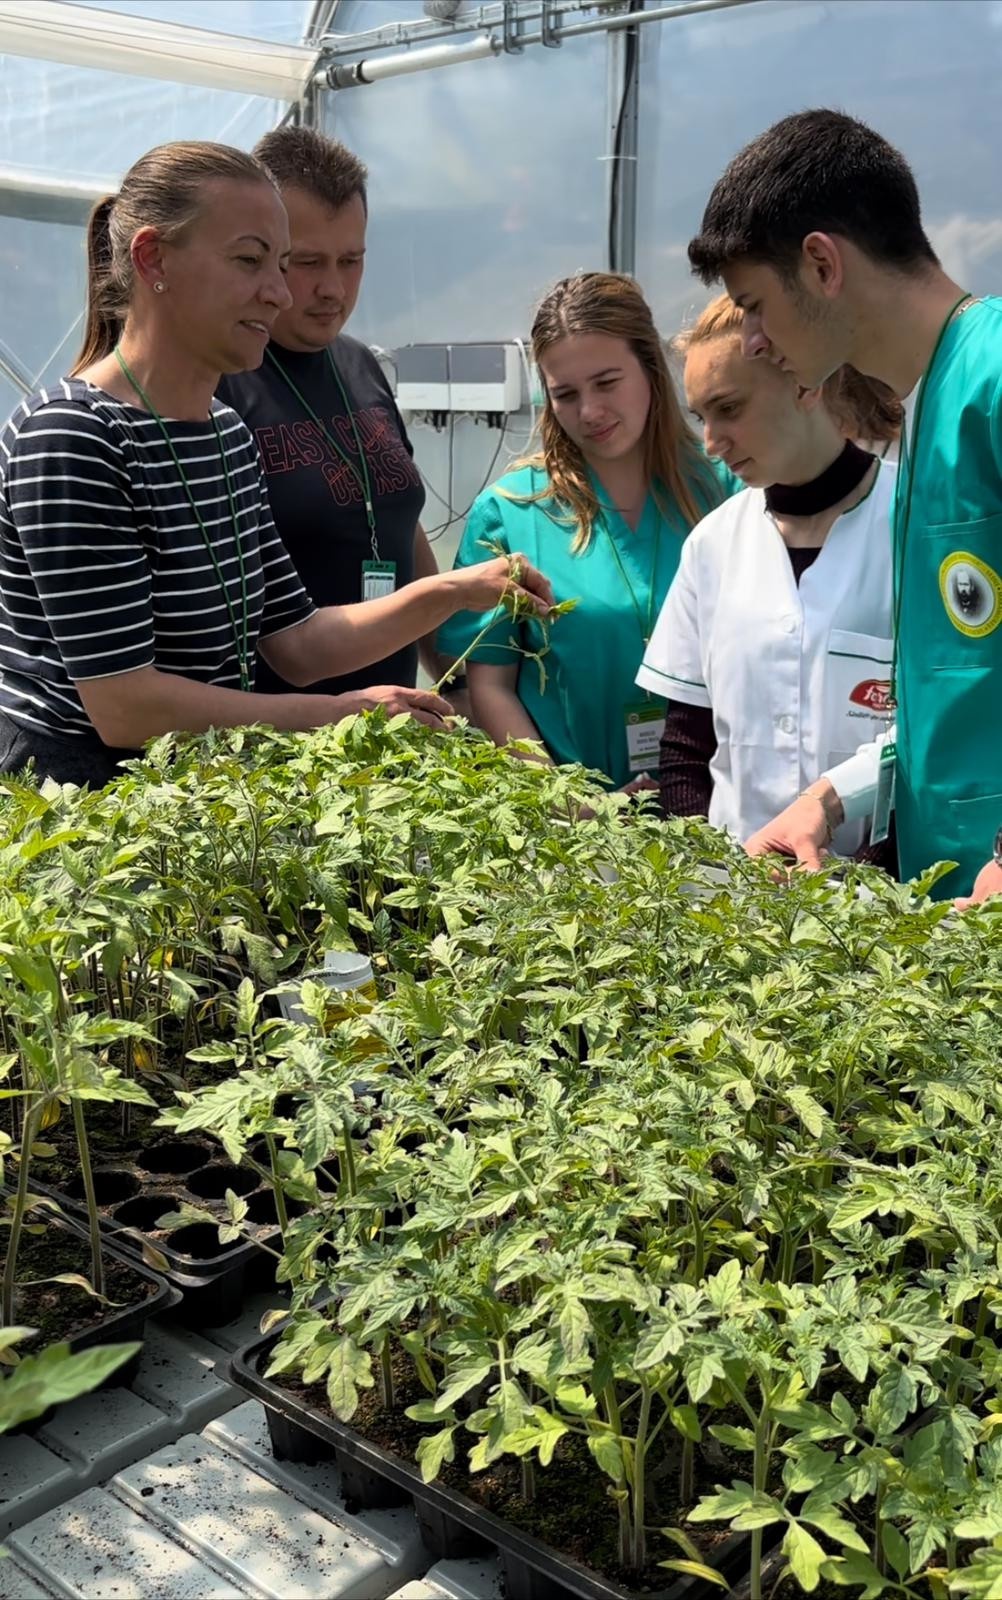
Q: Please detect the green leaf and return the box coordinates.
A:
[709,1424,755,1452]
[140,1241,170,1273]
[785,1085,827,1137]
[706,1257,742,1311]
[586,1430,624,1483]
[295,1097,340,1172]
[685,1350,725,1402]
[0,1341,141,1428]
[659,1559,729,1589]
[881,1522,910,1581]
[864,1365,916,1440]
[669,1404,703,1443]
[405,1400,449,1424]
[325,1338,373,1421]
[954,1513,1002,1541]
[784,1522,827,1592]
[819,1551,888,1599]
[153,1203,215,1232]
[799,1498,869,1552]
[415,1425,456,1483]
[554,1383,596,1419]
[47,1273,103,1298]
[732,1496,786,1531]
[635,1319,683,1370]
[689,1485,771,1524]
[500,1411,568,1467]
[435,1360,493,1414]
[558,1297,590,1364]
[830,1391,857,1431]
[946,1542,1002,1598]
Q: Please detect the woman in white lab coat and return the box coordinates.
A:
[637,294,900,862]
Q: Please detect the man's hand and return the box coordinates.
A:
[955,858,1002,910]
[330,684,453,730]
[744,779,843,869]
[448,555,553,617]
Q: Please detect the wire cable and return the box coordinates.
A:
[423,414,513,543]
[513,334,538,441]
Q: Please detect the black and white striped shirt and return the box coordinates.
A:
[0,379,316,738]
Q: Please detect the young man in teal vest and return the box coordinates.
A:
[688,108,1002,906]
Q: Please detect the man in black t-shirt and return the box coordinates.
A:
[219,128,463,704]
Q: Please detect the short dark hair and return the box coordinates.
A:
[688,109,937,284]
[253,126,368,214]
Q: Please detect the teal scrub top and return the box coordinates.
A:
[437,461,734,788]
[894,295,1002,894]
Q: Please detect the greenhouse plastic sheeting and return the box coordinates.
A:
[635,0,1002,334]
[0,0,310,417]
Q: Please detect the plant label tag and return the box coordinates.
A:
[624,702,665,773]
[870,740,897,846]
[362,560,396,602]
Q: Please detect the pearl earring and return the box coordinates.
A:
[153,281,165,294]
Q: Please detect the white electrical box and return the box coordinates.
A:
[394,342,522,414]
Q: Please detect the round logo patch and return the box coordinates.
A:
[938,551,1002,637]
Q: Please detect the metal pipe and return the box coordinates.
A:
[304,0,341,44]
[314,0,771,87]
[318,32,500,89]
[0,168,110,227]
[554,0,767,41]
[317,0,580,57]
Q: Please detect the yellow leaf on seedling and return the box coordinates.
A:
[133,1043,154,1072]
[39,1101,62,1130]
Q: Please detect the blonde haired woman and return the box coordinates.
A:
[437,272,736,790]
[637,294,898,862]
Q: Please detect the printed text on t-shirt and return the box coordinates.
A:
[253,406,420,506]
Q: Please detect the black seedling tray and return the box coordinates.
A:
[29,1133,295,1328]
[7,1208,180,1443]
[231,1327,764,1600]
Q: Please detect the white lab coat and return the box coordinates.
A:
[636,462,897,853]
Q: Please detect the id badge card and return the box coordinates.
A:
[869,740,896,846]
[624,701,666,774]
[362,560,396,602]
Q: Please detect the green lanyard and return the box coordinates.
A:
[601,505,662,649]
[265,346,379,561]
[113,348,252,692]
[891,290,974,701]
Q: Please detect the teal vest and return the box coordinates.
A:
[895,296,1002,895]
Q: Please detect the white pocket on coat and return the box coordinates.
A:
[824,629,894,765]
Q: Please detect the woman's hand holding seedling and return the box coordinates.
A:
[446,553,553,617]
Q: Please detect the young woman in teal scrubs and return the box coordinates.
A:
[437,272,735,790]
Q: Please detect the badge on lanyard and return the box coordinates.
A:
[624,701,666,773]
[361,560,397,602]
[869,740,896,846]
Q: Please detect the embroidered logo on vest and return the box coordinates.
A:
[849,679,894,713]
[939,550,1002,638]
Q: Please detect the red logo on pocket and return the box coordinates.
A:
[850,679,893,712]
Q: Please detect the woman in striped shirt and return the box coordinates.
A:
[0,140,550,786]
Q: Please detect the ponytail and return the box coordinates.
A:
[72,195,122,374]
